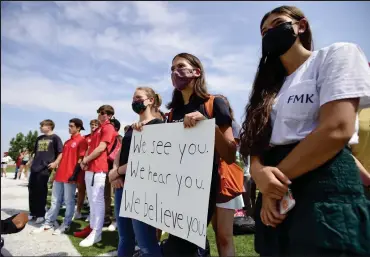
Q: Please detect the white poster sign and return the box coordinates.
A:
[120,119,215,249]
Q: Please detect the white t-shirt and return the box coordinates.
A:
[270,42,370,146]
[2,156,12,164]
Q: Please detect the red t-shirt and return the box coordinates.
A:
[16,156,23,167]
[87,120,117,172]
[85,134,93,147]
[55,133,88,183]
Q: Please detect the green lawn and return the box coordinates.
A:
[46,186,257,257]
[6,166,256,256]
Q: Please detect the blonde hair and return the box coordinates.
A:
[136,87,162,112]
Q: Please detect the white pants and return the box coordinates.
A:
[85,171,106,233]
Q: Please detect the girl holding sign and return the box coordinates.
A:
[108,87,163,257]
[239,5,370,256]
[162,53,237,256]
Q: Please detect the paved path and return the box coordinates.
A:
[1,173,81,256]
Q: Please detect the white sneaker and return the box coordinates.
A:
[35,217,45,224]
[53,223,69,235]
[79,230,102,247]
[73,211,82,220]
[108,222,116,231]
[85,214,90,222]
[28,215,34,222]
[31,224,53,234]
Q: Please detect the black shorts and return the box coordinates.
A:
[21,160,28,165]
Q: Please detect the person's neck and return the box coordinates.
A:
[139,108,155,122]
[45,131,53,136]
[72,132,80,137]
[181,84,194,105]
[280,43,312,75]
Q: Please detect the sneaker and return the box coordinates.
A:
[31,224,53,234]
[73,211,82,220]
[79,230,101,247]
[104,218,112,227]
[74,226,92,238]
[53,223,69,235]
[108,222,116,232]
[35,217,45,224]
[28,215,35,222]
[85,214,90,222]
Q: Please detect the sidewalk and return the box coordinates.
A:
[1,173,81,256]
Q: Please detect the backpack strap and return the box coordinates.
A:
[204,95,215,118]
[108,136,118,155]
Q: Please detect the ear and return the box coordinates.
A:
[193,68,201,77]
[298,18,308,34]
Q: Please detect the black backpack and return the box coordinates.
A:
[233,215,256,235]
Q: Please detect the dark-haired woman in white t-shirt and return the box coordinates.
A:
[239,5,370,256]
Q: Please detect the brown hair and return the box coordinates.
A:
[239,6,313,158]
[90,119,99,125]
[214,94,235,121]
[166,53,209,110]
[97,105,115,116]
[40,119,55,130]
[136,87,162,112]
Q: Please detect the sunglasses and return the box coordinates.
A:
[97,110,107,115]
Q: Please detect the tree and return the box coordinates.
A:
[8,130,39,161]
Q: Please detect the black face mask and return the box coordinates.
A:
[262,21,298,57]
[132,100,147,114]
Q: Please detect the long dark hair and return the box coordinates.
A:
[239,6,313,159]
[166,53,209,110]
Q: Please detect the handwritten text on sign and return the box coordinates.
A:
[120,119,215,249]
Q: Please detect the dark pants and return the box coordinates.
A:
[105,161,114,223]
[28,170,51,218]
[162,169,219,256]
[13,166,20,179]
[255,144,370,256]
[104,176,113,222]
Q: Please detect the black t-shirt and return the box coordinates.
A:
[169,95,232,174]
[31,134,64,172]
[119,119,164,176]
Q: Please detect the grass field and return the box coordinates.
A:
[46,189,257,257]
[6,166,257,256]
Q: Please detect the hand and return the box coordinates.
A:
[80,158,88,169]
[12,212,28,229]
[183,111,206,128]
[111,177,124,189]
[48,162,57,169]
[109,168,119,182]
[260,194,286,228]
[80,161,86,170]
[132,120,149,132]
[252,166,291,199]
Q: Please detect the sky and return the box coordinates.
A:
[1,1,370,154]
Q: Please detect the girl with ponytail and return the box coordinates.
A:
[108,87,163,257]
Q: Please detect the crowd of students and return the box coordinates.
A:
[2,4,370,257]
